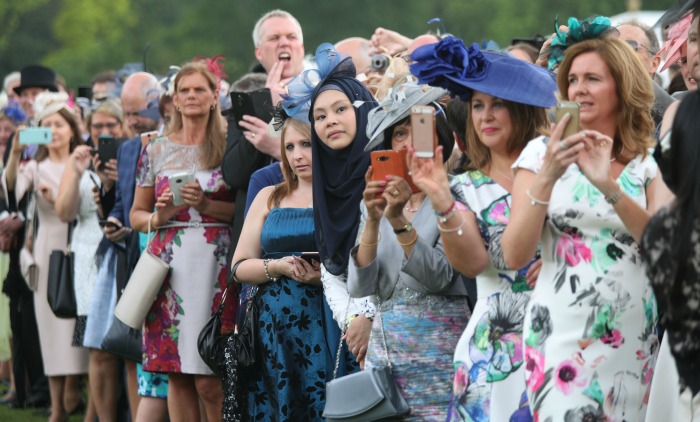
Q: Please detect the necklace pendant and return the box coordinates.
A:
[457,227,463,236]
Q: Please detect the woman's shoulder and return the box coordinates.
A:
[512,135,547,172]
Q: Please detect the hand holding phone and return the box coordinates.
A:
[554,101,580,139]
[97,135,121,170]
[168,172,195,206]
[370,149,419,195]
[19,127,52,145]
[230,89,273,130]
[410,106,437,158]
[299,252,320,265]
[98,220,123,230]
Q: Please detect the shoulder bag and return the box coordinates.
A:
[198,258,259,375]
[114,213,170,329]
[47,221,77,318]
[322,293,410,421]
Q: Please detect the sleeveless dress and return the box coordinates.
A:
[136,137,235,374]
[448,171,535,421]
[514,137,659,421]
[245,208,357,421]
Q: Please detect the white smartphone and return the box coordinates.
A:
[168,172,195,206]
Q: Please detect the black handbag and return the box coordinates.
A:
[198,259,259,375]
[322,294,410,421]
[47,221,77,318]
[101,316,142,362]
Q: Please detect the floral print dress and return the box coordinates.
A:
[448,170,535,422]
[136,137,235,374]
[514,137,658,421]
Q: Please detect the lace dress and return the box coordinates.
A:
[136,137,235,374]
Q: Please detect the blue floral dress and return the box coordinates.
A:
[514,137,658,421]
[448,171,535,421]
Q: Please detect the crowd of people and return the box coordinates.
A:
[0,3,699,421]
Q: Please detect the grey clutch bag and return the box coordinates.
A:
[322,293,409,421]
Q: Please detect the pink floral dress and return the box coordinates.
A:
[513,137,658,421]
[136,137,235,374]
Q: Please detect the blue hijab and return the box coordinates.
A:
[308,57,377,275]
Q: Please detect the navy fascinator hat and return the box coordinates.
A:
[409,36,558,109]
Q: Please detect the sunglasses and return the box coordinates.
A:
[625,40,655,55]
[91,122,120,130]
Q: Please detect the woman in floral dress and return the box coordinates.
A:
[501,36,671,420]
[408,37,557,421]
[130,61,234,422]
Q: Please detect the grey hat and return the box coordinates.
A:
[365,83,448,151]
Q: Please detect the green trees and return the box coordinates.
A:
[0,0,678,90]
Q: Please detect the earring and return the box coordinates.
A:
[291,172,297,181]
[176,106,181,112]
[210,104,215,111]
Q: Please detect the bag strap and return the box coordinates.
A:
[332,296,352,380]
[215,258,248,316]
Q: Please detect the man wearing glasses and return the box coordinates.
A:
[618,21,675,125]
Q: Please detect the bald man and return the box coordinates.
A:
[336,37,372,75]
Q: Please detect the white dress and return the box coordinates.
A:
[448,171,534,421]
[513,137,659,421]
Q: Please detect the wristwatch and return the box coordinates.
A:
[393,222,413,234]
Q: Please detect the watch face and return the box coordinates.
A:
[405,223,413,231]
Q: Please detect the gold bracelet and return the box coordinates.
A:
[359,232,381,247]
[397,232,418,247]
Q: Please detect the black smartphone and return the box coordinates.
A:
[97,135,121,170]
[98,220,123,230]
[230,88,273,130]
[299,252,320,265]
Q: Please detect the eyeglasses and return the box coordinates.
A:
[91,122,120,130]
[625,40,655,56]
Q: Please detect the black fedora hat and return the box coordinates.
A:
[13,65,58,95]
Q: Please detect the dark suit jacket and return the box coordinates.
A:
[221,115,276,257]
[109,136,142,228]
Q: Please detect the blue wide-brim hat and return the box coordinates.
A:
[409,36,557,109]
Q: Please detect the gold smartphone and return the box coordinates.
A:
[554,101,580,139]
[410,106,437,158]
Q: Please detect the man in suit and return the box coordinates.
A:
[221,9,305,259]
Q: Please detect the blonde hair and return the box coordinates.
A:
[557,37,654,161]
[268,118,311,209]
[86,98,123,130]
[167,61,226,170]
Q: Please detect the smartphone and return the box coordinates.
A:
[98,220,123,230]
[97,135,121,169]
[299,252,320,265]
[554,101,580,139]
[168,172,195,206]
[230,88,273,130]
[19,127,52,145]
[410,106,437,158]
[370,149,419,195]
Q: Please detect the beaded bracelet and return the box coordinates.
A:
[434,200,456,217]
[263,258,279,282]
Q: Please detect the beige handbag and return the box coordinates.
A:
[19,247,37,291]
[114,214,170,329]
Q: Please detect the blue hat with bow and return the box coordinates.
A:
[409,36,558,109]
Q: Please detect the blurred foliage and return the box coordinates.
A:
[1,0,680,90]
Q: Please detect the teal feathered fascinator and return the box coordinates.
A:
[548,16,618,70]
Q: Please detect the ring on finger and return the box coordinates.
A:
[391,190,400,197]
[559,140,568,150]
[300,272,306,276]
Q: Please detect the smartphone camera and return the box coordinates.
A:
[370,54,391,72]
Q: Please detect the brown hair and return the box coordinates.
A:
[36,108,85,162]
[556,37,655,162]
[465,98,549,171]
[167,61,226,170]
[267,118,311,209]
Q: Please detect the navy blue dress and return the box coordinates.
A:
[246,208,357,421]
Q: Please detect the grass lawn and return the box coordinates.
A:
[0,404,85,422]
